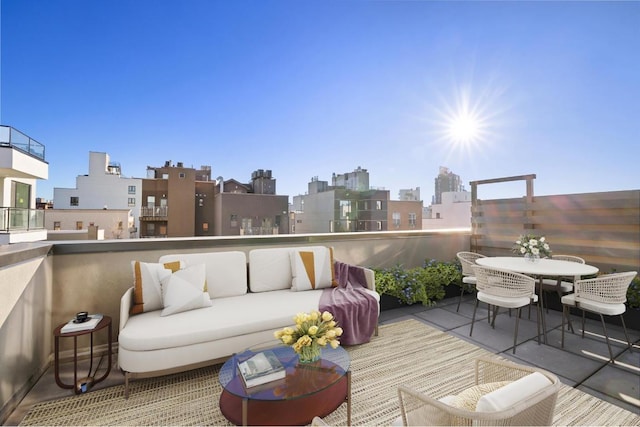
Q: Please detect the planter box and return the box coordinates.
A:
[444,283,464,300]
[379,294,409,311]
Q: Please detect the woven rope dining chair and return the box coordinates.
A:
[540,255,586,315]
[456,252,487,312]
[470,265,541,354]
[396,356,560,426]
[561,271,637,362]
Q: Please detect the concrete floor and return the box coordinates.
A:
[5,295,640,425]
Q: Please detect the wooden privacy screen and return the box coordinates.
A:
[470,175,639,274]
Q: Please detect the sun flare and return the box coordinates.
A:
[448,111,481,144]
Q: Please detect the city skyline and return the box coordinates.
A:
[1,1,638,204]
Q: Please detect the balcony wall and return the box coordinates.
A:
[0,229,470,421]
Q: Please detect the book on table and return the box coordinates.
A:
[237,350,286,388]
[60,314,104,334]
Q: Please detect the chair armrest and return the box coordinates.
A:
[120,287,134,332]
[475,356,538,385]
[397,385,458,426]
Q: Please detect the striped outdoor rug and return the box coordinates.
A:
[20,319,640,426]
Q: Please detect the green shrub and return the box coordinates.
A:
[374,259,462,306]
[627,276,640,309]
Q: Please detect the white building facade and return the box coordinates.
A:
[53,152,142,237]
[0,126,49,244]
[423,191,472,230]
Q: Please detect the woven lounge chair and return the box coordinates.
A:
[397,356,560,426]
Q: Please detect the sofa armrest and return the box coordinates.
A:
[363,267,376,292]
[120,287,134,332]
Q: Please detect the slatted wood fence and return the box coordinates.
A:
[470,175,639,274]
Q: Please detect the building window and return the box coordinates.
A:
[339,200,352,219]
[76,221,83,230]
[376,200,382,210]
[147,195,156,207]
[230,214,238,227]
[128,198,136,206]
[70,196,79,206]
[179,172,186,178]
[377,221,382,230]
[392,212,401,228]
[146,223,155,235]
[53,221,61,230]
[162,173,169,179]
[202,222,209,232]
[409,212,417,228]
[436,212,441,219]
[128,185,136,194]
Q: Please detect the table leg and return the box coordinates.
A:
[242,397,248,426]
[537,277,548,344]
[346,370,352,426]
[93,323,113,384]
[54,336,72,390]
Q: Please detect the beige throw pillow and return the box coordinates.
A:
[290,247,337,291]
[131,260,183,315]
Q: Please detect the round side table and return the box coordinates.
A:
[53,315,112,394]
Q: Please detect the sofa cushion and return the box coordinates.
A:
[290,247,337,291]
[249,246,333,293]
[118,289,323,352]
[130,260,183,315]
[161,263,212,316]
[159,251,247,298]
[475,372,552,412]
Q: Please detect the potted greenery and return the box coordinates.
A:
[374,259,462,310]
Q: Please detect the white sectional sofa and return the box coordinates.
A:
[118,246,378,397]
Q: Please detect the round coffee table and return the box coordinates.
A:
[219,345,351,426]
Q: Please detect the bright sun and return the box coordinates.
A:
[448,111,480,144]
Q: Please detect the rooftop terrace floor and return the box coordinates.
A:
[5,295,639,425]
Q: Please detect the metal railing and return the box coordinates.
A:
[0,125,46,161]
[0,207,45,231]
[140,206,168,217]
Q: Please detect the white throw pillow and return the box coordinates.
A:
[160,263,212,316]
[290,247,337,291]
[130,260,183,315]
[475,372,552,412]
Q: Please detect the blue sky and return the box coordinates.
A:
[2,0,639,204]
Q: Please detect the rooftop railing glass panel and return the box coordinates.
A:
[0,125,46,161]
[0,207,45,231]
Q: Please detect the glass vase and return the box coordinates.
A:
[297,342,321,364]
[524,253,540,263]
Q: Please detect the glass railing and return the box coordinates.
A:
[0,125,46,161]
[0,207,45,231]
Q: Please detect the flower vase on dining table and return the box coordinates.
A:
[524,253,540,263]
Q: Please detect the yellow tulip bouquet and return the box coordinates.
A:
[274,310,343,363]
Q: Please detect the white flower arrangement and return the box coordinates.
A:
[513,234,552,258]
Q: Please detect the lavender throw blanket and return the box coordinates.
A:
[319,260,378,345]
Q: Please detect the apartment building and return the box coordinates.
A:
[215,170,289,236]
[293,171,391,233]
[0,125,48,244]
[52,151,141,237]
[141,161,217,238]
[433,166,463,204]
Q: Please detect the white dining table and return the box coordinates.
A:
[475,256,599,343]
